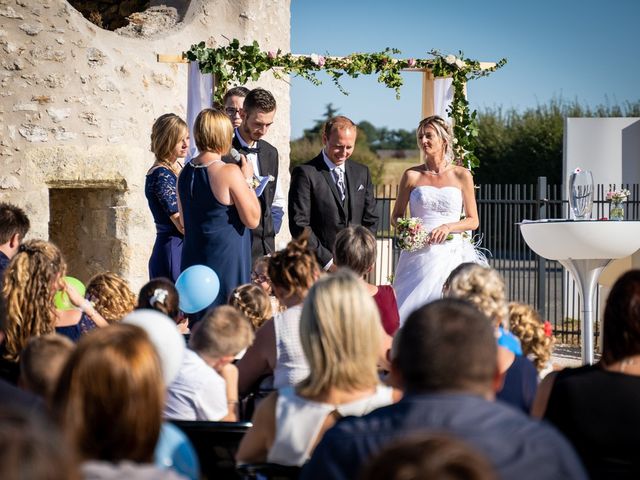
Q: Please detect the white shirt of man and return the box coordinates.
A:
[235,128,286,233]
[164,349,228,421]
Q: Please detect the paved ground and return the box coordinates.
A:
[552,343,600,368]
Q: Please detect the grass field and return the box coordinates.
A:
[380,156,420,186]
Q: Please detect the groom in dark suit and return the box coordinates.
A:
[289,116,378,270]
[227,88,285,263]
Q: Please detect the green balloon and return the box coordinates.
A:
[54,276,86,311]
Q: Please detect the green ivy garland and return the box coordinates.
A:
[185,39,507,169]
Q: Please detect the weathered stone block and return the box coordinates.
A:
[19,23,43,36]
[18,124,48,142]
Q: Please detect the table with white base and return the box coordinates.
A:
[519,220,640,364]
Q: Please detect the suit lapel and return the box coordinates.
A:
[316,155,346,216]
[256,139,268,178]
[345,161,358,219]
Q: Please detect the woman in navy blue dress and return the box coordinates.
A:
[178,109,260,313]
[145,113,189,282]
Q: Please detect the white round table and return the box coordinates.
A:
[519,220,640,364]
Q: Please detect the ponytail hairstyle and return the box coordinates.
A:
[228,284,272,331]
[2,240,66,362]
[137,278,180,323]
[268,232,320,302]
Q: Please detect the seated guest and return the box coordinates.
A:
[444,263,537,413]
[19,334,74,403]
[85,271,137,324]
[359,433,497,480]
[237,235,320,396]
[0,293,42,412]
[55,278,108,342]
[229,283,273,332]
[236,270,398,466]
[251,255,285,315]
[509,302,555,379]
[0,406,80,480]
[301,299,587,480]
[534,270,640,479]
[334,226,400,336]
[52,323,187,479]
[138,277,189,333]
[165,306,254,421]
[1,240,101,383]
[0,202,30,283]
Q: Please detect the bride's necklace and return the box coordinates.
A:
[423,163,450,176]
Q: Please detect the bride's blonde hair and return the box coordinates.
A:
[417,115,454,165]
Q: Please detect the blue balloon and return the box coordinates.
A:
[175,265,220,313]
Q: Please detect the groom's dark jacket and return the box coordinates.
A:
[288,153,378,267]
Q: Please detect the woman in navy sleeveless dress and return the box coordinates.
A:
[146,113,189,282]
[178,109,260,313]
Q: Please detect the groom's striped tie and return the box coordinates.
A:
[333,168,346,202]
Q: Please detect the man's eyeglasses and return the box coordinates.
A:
[225,107,242,116]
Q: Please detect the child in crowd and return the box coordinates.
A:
[334,226,400,336]
[508,302,555,379]
[138,277,189,333]
[86,271,137,324]
[164,306,254,422]
[19,334,74,403]
[0,202,30,282]
[252,255,285,314]
[229,284,273,331]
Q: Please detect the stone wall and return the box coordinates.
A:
[0,0,292,290]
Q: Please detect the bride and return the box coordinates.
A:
[392,115,485,324]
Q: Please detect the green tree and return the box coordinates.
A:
[475,99,640,185]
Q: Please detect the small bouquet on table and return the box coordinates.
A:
[606,188,630,221]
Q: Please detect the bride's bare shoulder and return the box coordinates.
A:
[452,165,473,182]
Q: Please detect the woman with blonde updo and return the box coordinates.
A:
[85,272,136,324]
[178,108,260,312]
[1,241,104,383]
[237,270,399,466]
[444,263,538,413]
[146,113,189,282]
[392,116,485,325]
[229,284,272,331]
[508,302,555,379]
[237,234,320,396]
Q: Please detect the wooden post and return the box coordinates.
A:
[421,70,435,119]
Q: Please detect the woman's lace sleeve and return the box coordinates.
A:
[152,168,179,216]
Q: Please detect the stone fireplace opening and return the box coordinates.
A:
[49,187,127,284]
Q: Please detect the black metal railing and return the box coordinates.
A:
[374,179,640,345]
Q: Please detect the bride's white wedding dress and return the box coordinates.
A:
[393,185,487,325]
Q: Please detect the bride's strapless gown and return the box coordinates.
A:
[393,185,486,325]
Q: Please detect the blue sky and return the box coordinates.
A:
[290,0,640,138]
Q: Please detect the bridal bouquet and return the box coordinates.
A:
[396,217,429,251]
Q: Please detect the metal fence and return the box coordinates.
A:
[373,179,640,345]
